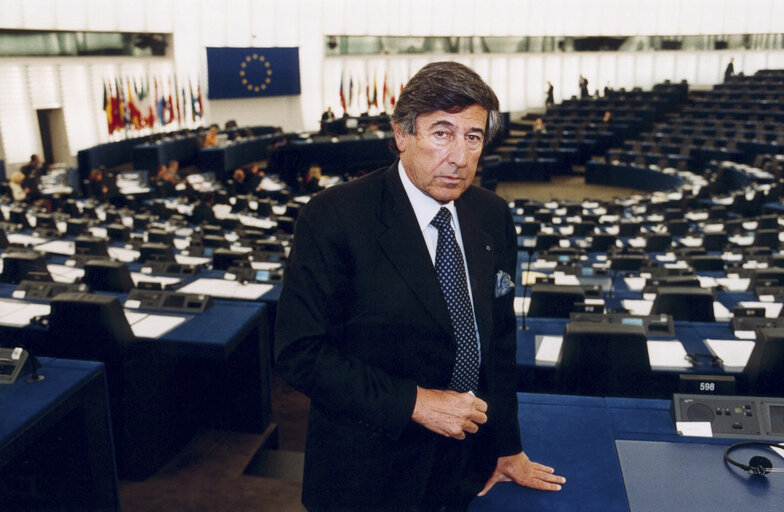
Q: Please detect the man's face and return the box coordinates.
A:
[395,105,487,204]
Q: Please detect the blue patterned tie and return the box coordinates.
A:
[431,207,480,392]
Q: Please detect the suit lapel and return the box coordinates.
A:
[377,166,454,337]
[455,195,496,359]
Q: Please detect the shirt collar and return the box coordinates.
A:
[398,161,457,233]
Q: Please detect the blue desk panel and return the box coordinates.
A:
[0,358,119,510]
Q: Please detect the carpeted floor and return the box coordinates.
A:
[118,169,642,512]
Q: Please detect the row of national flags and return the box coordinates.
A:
[102,75,204,135]
[339,69,405,117]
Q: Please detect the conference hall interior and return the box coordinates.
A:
[1,1,784,510]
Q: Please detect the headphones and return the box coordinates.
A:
[724,441,784,476]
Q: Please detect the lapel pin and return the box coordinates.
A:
[485,245,491,251]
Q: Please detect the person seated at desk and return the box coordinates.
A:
[87,166,120,202]
[8,171,27,202]
[245,162,264,193]
[533,117,547,133]
[301,164,324,194]
[229,168,253,195]
[20,154,43,179]
[321,107,335,122]
[202,125,219,148]
[602,110,613,124]
[155,164,180,197]
[190,191,217,225]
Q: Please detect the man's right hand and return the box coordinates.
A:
[411,386,488,440]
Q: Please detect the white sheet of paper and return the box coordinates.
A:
[178,278,274,300]
[174,254,211,266]
[705,338,755,371]
[0,301,51,326]
[647,340,691,369]
[513,297,530,316]
[34,240,75,256]
[107,247,140,263]
[676,421,713,437]
[47,264,85,283]
[622,299,653,316]
[126,313,187,339]
[553,274,580,286]
[130,273,181,288]
[713,302,732,321]
[535,335,563,366]
[715,277,750,291]
[250,261,283,270]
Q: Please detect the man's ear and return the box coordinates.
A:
[393,123,408,154]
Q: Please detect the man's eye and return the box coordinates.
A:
[434,131,449,138]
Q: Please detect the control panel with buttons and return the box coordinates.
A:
[672,394,784,440]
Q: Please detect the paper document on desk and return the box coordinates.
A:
[622,300,653,316]
[7,233,48,246]
[251,261,282,270]
[34,240,75,256]
[513,297,530,316]
[535,335,563,366]
[124,311,187,339]
[713,302,732,321]
[47,264,84,283]
[647,340,691,369]
[179,278,273,300]
[131,273,181,288]
[553,273,580,286]
[704,339,755,372]
[0,300,51,326]
[738,301,784,318]
[175,254,211,266]
[716,276,750,291]
[623,277,646,291]
[107,247,140,263]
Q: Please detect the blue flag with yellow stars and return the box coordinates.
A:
[206,47,301,99]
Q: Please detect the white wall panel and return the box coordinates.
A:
[0,65,39,164]
[200,0,228,47]
[86,0,116,31]
[507,57,526,112]
[224,0,252,47]
[524,56,544,107]
[273,0,299,47]
[579,54,600,95]
[741,51,770,76]
[699,0,725,35]
[344,0,369,35]
[615,54,637,90]
[0,0,24,28]
[652,53,676,84]
[249,0,276,47]
[723,0,749,34]
[695,52,722,85]
[526,0,547,37]
[544,0,566,36]
[117,0,147,32]
[635,0,658,36]
[673,53,698,85]
[59,65,95,158]
[597,54,618,93]
[746,0,773,33]
[21,0,56,29]
[678,0,702,35]
[599,0,624,36]
[27,64,60,109]
[656,0,681,35]
[145,0,173,33]
[560,54,582,100]
[55,0,87,30]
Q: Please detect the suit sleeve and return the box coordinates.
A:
[274,196,418,439]
[491,206,524,457]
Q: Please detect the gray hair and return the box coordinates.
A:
[390,61,500,154]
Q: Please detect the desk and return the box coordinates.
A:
[0,358,119,511]
[0,296,270,479]
[198,135,276,179]
[468,392,783,511]
[515,317,744,397]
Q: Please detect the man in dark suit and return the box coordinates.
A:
[275,61,564,511]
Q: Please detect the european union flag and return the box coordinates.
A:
[206,47,301,99]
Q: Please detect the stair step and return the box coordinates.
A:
[244,449,305,482]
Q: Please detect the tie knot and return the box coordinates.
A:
[431,207,452,232]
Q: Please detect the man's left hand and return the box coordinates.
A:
[477,451,565,496]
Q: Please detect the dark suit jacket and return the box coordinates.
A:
[275,162,521,510]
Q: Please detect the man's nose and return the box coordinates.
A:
[447,137,469,168]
